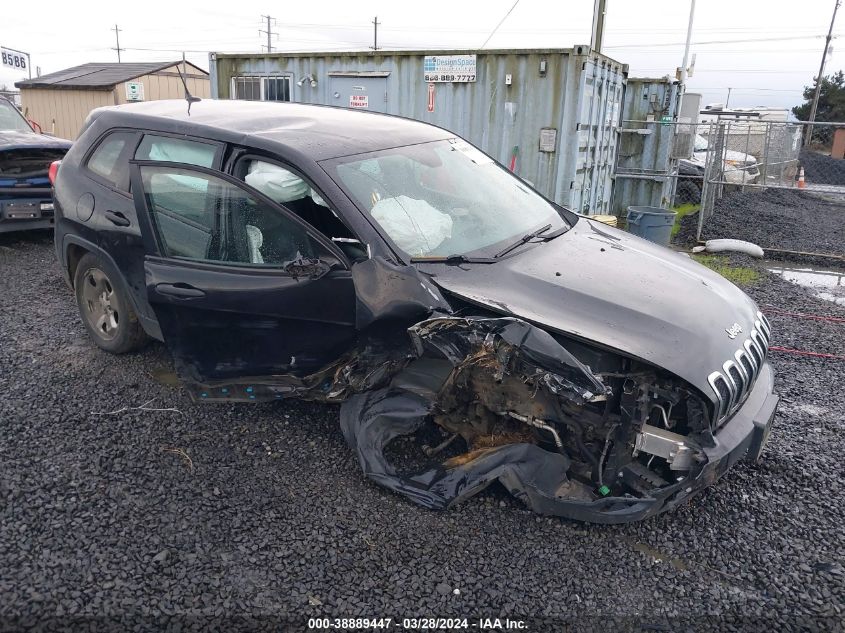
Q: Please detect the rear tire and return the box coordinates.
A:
[74,252,148,354]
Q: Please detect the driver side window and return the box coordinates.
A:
[238,158,367,262]
[141,165,319,266]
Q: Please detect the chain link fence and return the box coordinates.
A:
[696,120,845,240]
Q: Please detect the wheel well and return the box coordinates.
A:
[67,244,89,287]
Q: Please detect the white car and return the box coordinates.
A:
[684,134,760,185]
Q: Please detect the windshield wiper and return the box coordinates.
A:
[537,225,568,241]
[493,223,553,258]
[410,254,496,265]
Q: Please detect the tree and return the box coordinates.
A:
[793,70,845,122]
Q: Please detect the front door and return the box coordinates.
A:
[328,75,388,113]
[130,161,357,401]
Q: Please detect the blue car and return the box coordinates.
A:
[0,96,71,234]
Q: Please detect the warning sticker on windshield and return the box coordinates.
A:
[450,140,493,165]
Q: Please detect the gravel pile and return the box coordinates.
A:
[1,233,843,630]
[674,188,845,256]
[800,149,845,187]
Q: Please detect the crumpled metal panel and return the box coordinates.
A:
[338,316,619,517]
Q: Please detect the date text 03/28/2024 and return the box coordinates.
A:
[307,618,527,630]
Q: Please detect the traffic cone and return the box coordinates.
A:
[798,167,806,189]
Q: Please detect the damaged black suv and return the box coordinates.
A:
[53,100,778,523]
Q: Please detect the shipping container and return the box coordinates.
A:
[612,77,682,216]
[209,48,627,214]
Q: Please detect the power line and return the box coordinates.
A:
[605,34,835,48]
[806,0,841,143]
[480,0,521,49]
[371,16,380,51]
[690,87,803,92]
[260,15,276,53]
[111,24,123,62]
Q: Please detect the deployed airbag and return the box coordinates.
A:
[245,161,310,203]
[370,195,452,256]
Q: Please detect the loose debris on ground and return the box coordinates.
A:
[674,188,845,257]
[0,232,842,630]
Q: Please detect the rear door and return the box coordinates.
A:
[129,160,357,401]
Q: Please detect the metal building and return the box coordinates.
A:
[612,77,682,215]
[15,61,210,140]
[209,48,627,214]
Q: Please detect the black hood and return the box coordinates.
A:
[0,130,72,151]
[425,218,762,402]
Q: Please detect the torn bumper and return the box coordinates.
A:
[339,315,778,524]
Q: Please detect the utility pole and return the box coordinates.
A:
[111,24,123,63]
[805,0,841,145]
[725,87,732,108]
[590,0,607,53]
[370,16,380,51]
[679,0,696,86]
[260,15,275,53]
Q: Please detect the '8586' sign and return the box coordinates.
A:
[1,48,28,70]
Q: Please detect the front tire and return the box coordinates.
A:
[74,252,148,354]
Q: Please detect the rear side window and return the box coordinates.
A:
[135,135,216,168]
[86,131,135,187]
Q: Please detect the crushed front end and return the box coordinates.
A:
[340,315,778,524]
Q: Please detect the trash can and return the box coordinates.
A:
[625,206,677,246]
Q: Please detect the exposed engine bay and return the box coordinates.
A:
[338,316,717,523]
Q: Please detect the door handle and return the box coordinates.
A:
[155,282,206,299]
[104,210,130,227]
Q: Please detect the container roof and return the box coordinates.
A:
[210,46,626,68]
[15,62,208,90]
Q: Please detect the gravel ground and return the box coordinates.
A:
[1,232,843,631]
[800,149,845,187]
[674,188,845,256]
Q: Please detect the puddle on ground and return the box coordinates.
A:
[625,538,688,570]
[150,367,181,387]
[766,264,845,306]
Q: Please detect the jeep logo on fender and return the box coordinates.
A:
[726,323,743,339]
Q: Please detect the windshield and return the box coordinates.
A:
[0,100,34,134]
[328,139,568,258]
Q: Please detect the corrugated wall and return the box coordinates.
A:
[612,78,682,216]
[19,64,210,140]
[210,48,627,213]
[20,88,114,140]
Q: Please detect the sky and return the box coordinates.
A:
[1,0,841,112]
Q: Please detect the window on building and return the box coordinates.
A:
[264,77,291,102]
[232,77,261,101]
[231,76,292,102]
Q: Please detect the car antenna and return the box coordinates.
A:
[176,53,201,115]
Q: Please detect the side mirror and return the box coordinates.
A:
[282,255,335,280]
